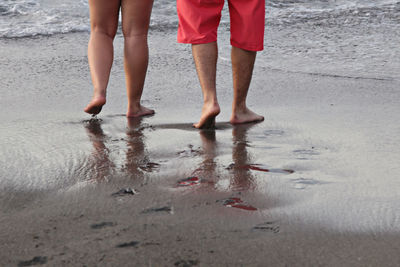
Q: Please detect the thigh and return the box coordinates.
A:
[121,0,154,37]
[177,0,225,44]
[88,0,120,37]
[228,0,265,51]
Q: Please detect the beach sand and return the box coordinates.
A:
[1,32,400,266]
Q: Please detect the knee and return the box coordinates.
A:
[91,23,118,40]
[122,24,149,39]
[123,31,148,40]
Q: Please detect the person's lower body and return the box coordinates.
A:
[85,0,154,117]
[177,0,265,128]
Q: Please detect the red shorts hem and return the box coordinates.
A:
[177,36,217,45]
[230,40,264,52]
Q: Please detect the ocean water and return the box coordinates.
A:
[1,0,399,37]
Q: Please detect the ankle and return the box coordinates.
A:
[128,101,141,110]
[233,102,247,113]
[204,97,219,106]
[93,89,106,99]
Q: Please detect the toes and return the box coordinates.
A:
[84,105,102,115]
[194,116,216,129]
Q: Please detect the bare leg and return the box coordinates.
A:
[230,46,264,124]
[84,0,120,115]
[192,42,221,129]
[121,0,155,118]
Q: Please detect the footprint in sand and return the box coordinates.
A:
[18,256,47,267]
[141,206,174,214]
[293,148,320,160]
[291,177,326,189]
[116,241,140,248]
[90,222,116,229]
[253,129,285,142]
[227,163,294,174]
[252,222,280,233]
[174,259,200,267]
[111,187,138,197]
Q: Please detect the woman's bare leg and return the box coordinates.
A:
[84,0,120,115]
[121,0,155,118]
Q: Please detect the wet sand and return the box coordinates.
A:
[1,32,400,266]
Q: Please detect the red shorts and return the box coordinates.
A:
[177,0,265,51]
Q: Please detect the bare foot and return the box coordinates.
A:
[193,102,220,129]
[230,107,264,124]
[84,96,106,115]
[126,104,155,118]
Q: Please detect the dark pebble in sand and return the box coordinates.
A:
[141,206,173,214]
[83,115,102,123]
[174,259,199,267]
[225,163,235,170]
[90,222,115,229]
[116,241,140,248]
[264,130,285,136]
[139,162,161,172]
[111,187,138,197]
[220,197,257,211]
[291,178,322,185]
[177,176,201,187]
[18,256,47,266]
[177,145,202,157]
[253,222,280,233]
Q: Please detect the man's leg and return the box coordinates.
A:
[121,0,155,118]
[227,0,265,124]
[192,42,221,129]
[230,46,264,124]
[177,0,224,128]
[84,0,120,115]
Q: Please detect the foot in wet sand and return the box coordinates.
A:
[193,102,220,129]
[230,107,264,124]
[84,96,106,115]
[126,104,155,118]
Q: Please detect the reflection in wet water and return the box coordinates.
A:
[230,124,257,191]
[195,130,218,180]
[125,118,147,179]
[83,117,293,201]
[83,116,296,210]
[84,117,155,183]
[84,120,115,181]
[191,123,259,192]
